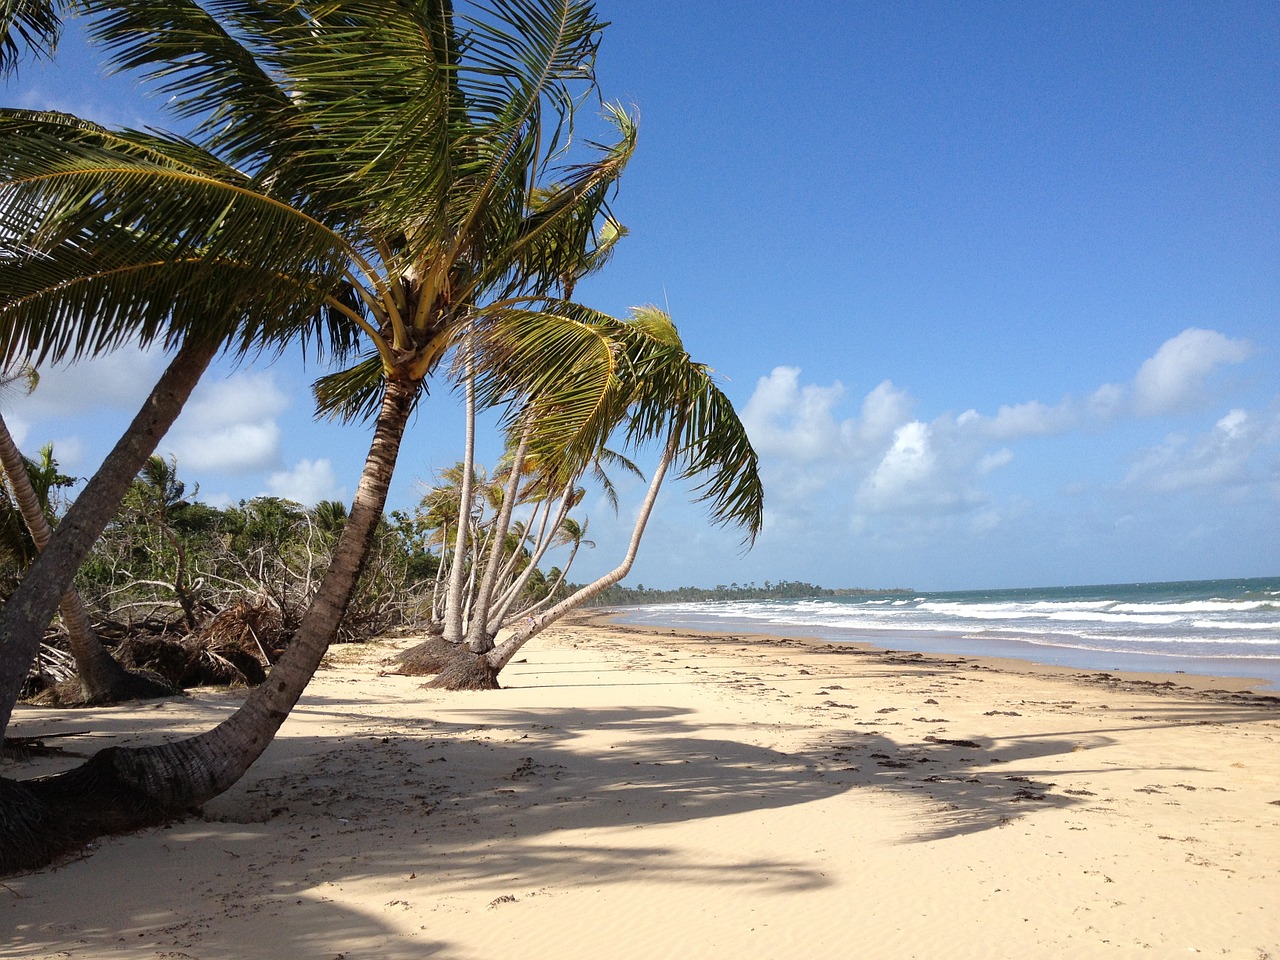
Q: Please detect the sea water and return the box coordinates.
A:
[614,577,1280,690]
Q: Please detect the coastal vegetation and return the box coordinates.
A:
[0,0,763,872]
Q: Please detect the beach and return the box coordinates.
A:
[3,615,1279,959]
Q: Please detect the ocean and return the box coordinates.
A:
[613,576,1280,690]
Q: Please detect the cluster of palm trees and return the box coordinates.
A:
[0,0,763,872]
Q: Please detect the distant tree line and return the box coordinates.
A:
[582,580,913,606]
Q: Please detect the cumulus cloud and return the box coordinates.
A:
[1131,328,1253,417]
[16,344,167,417]
[1125,408,1279,495]
[741,366,848,460]
[855,418,996,515]
[736,322,1270,546]
[858,421,936,512]
[266,458,343,506]
[166,372,290,474]
[855,380,915,446]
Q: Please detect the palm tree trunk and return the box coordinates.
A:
[487,481,573,631]
[427,433,676,691]
[0,413,174,704]
[1,375,419,874]
[0,337,220,738]
[464,419,530,653]
[442,345,477,644]
[488,434,675,671]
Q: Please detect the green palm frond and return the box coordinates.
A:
[470,302,763,541]
[0,362,38,403]
[0,0,64,75]
[0,109,358,365]
[313,353,401,424]
[469,301,621,468]
[605,307,763,542]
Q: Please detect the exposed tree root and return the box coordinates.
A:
[384,635,459,676]
[422,652,501,691]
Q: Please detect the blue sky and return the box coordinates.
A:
[4,1,1278,591]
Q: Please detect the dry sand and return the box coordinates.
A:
[3,616,1278,959]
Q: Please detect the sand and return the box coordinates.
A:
[3,616,1278,959]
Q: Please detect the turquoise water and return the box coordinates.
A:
[614,577,1280,690]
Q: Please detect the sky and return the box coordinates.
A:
[3,1,1278,592]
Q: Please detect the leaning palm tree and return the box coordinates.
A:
[420,305,763,689]
[0,368,174,701]
[0,109,358,736]
[0,0,632,730]
[0,0,640,870]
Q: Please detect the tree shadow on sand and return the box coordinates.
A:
[201,700,1109,872]
[5,676,1272,957]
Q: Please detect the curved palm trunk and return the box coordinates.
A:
[516,534,583,618]
[0,376,418,874]
[426,433,676,691]
[0,337,219,737]
[0,413,173,704]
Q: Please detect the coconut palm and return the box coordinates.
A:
[0,367,175,701]
[0,0,641,870]
[415,305,764,689]
[0,106,358,735]
[123,455,208,631]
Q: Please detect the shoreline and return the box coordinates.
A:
[603,606,1280,693]
[5,617,1279,958]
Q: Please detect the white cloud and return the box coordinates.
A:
[3,413,31,450]
[1087,383,1126,420]
[735,327,1272,553]
[173,422,283,474]
[266,458,343,506]
[47,435,86,473]
[985,399,1076,439]
[1125,408,1278,495]
[166,371,290,474]
[17,345,167,417]
[855,380,914,445]
[859,421,936,511]
[1131,328,1253,417]
[741,366,848,460]
[977,448,1014,474]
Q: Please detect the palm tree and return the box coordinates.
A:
[0,106,358,735]
[0,0,640,870]
[0,366,175,702]
[124,455,207,632]
[419,306,764,689]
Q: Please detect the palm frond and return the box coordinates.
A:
[0,0,64,75]
[0,109,357,365]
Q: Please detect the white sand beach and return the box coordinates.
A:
[4,616,1278,959]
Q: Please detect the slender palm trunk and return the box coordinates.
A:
[442,348,476,644]
[487,434,675,672]
[464,420,530,652]
[0,337,219,737]
[429,520,449,626]
[487,481,573,631]
[427,433,676,690]
[517,536,582,617]
[0,375,419,874]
